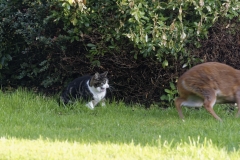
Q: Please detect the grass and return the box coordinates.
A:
[0,89,240,159]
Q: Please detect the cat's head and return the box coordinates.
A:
[89,71,109,92]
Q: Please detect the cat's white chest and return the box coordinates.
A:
[92,90,106,101]
[86,80,108,109]
[87,81,107,101]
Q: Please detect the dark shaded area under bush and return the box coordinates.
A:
[58,51,180,106]
[192,19,240,67]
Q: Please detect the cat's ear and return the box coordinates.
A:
[101,71,108,77]
[94,72,100,79]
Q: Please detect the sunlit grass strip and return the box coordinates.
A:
[0,137,239,160]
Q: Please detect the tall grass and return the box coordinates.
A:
[0,89,239,159]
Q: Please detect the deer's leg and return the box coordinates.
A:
[175,97,185,119]
[235,90,240,118]
[203,90,222,121]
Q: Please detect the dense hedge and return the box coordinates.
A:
[1,0,240,105]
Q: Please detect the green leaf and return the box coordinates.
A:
[134,53,138,59]
[87,43,96,47]
[71,18,78,26]
[92,60,100,67]
[5,54,12,61]
[39,60,48,66]
[162,60,168,68]
[160,95,168,100]
[75,36,79,41]
[84,23,89,27]
[164,89,171,94]
[170,82,176,90]
[1,57,5,66]
[108,46,115,49]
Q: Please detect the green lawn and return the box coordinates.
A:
[0,89,239,159]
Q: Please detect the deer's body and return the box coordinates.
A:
[175,62,240,121]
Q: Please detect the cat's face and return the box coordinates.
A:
[90,71,109,92]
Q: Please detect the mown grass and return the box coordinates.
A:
[0,89,240,159]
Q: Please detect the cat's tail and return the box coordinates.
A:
[58,91,65,107]
[59,95,67,107]
[58,96,62,106]
[58,95,63,106]
[59,92,69,107]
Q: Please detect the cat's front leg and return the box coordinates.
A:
[101,98,106,107]
[86,101,94,110]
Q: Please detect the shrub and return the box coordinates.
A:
[117,0,240,67]
[0,0,240,105]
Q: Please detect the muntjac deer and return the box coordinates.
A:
[175,62,240,121]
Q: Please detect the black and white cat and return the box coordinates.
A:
[60,71,109,109]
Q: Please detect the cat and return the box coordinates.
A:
[60,71,109,109]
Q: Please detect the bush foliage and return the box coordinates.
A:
[0,0,240,105]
